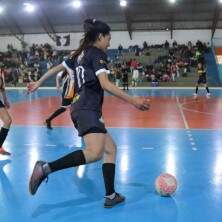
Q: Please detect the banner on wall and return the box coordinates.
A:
[56,35,70,47]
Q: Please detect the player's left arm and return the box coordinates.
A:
[0,74,10,108]
[0,85,10,109]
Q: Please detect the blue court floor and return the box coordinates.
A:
[0,88,222,222]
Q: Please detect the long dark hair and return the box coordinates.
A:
[72,19,111,60]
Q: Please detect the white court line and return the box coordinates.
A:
[180,99,197,107]
[142,147,154,150]
[180,97,221,118]
[24,143,38,146]
[182,107,219,117]
[177,98,200,150]
[6,87,222,90]
[176,97,189,129]
[12,125,222,131]
[24,143,56,147]
[118,146,130,150]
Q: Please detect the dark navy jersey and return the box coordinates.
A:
[57,71,69,88]
[62,46,109,112]
[57,70,75,99]
[197,67,206,77]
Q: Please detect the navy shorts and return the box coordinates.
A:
[61,85,72,108]
[71,109,107,137]
[61,97,72,108]
[197,76,207,84]
[0,100,5,108]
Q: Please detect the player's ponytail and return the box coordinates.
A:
[72,19,110,60]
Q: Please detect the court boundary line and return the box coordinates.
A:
[6,86,222,90]
[180,97,221,118]
[176,96,189,129]
[182,107,220,117]
[11,124,222,130]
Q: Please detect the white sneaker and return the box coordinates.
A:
[193,93,198,99]
[206,93,211,98]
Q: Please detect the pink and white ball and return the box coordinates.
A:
[155,173,177,196]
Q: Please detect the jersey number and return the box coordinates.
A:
[76,66,85,88]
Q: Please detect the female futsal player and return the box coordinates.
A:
[0,66,12,155]
[27,19,150,208]
[45,70,73,129]
[193,62,211,99]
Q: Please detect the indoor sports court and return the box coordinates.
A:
[1,88,222,222]
[0,0,222,222]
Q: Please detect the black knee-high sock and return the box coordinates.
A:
[206,87,210,93]
[48,150,86,173]
[102,163,115,196]
[47,107,66,122]
[0,127,9,147]
[195,86,198,94]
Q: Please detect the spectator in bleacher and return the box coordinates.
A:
[171,63,177,82]
[47,58,53,70]
[182,58,189,77]
[28,68,39,82]
[143,41,148,51]
[151,73,158,87]
[161,73,169,82]
[166,64,171,76]
[128,45,133,53]
[173,40,178,49]
[164,40,170,49]
[132,68,139,87]
[196,40,204,52]
[118,44,123,57]
[130,59,139,72]
[122,65,129,90]
[115,68,122,87]
[11,67,19,86]
[188,41,192,50]
[28,68,34,82]
[176,61,180,78]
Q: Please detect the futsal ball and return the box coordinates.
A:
[155,173,177,196]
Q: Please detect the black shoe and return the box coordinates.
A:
[45,119,52,129]
[29,161,48,195]
[104,193,125,208]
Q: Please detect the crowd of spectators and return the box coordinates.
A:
[0,43,67,85]
[0,40,210,87]
[110,40,210,87]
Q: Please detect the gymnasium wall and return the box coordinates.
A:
[0,29,221,52]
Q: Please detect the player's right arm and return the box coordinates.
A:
[27,64,65,93]
[98,73,150,111]
[56,72,63,92]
